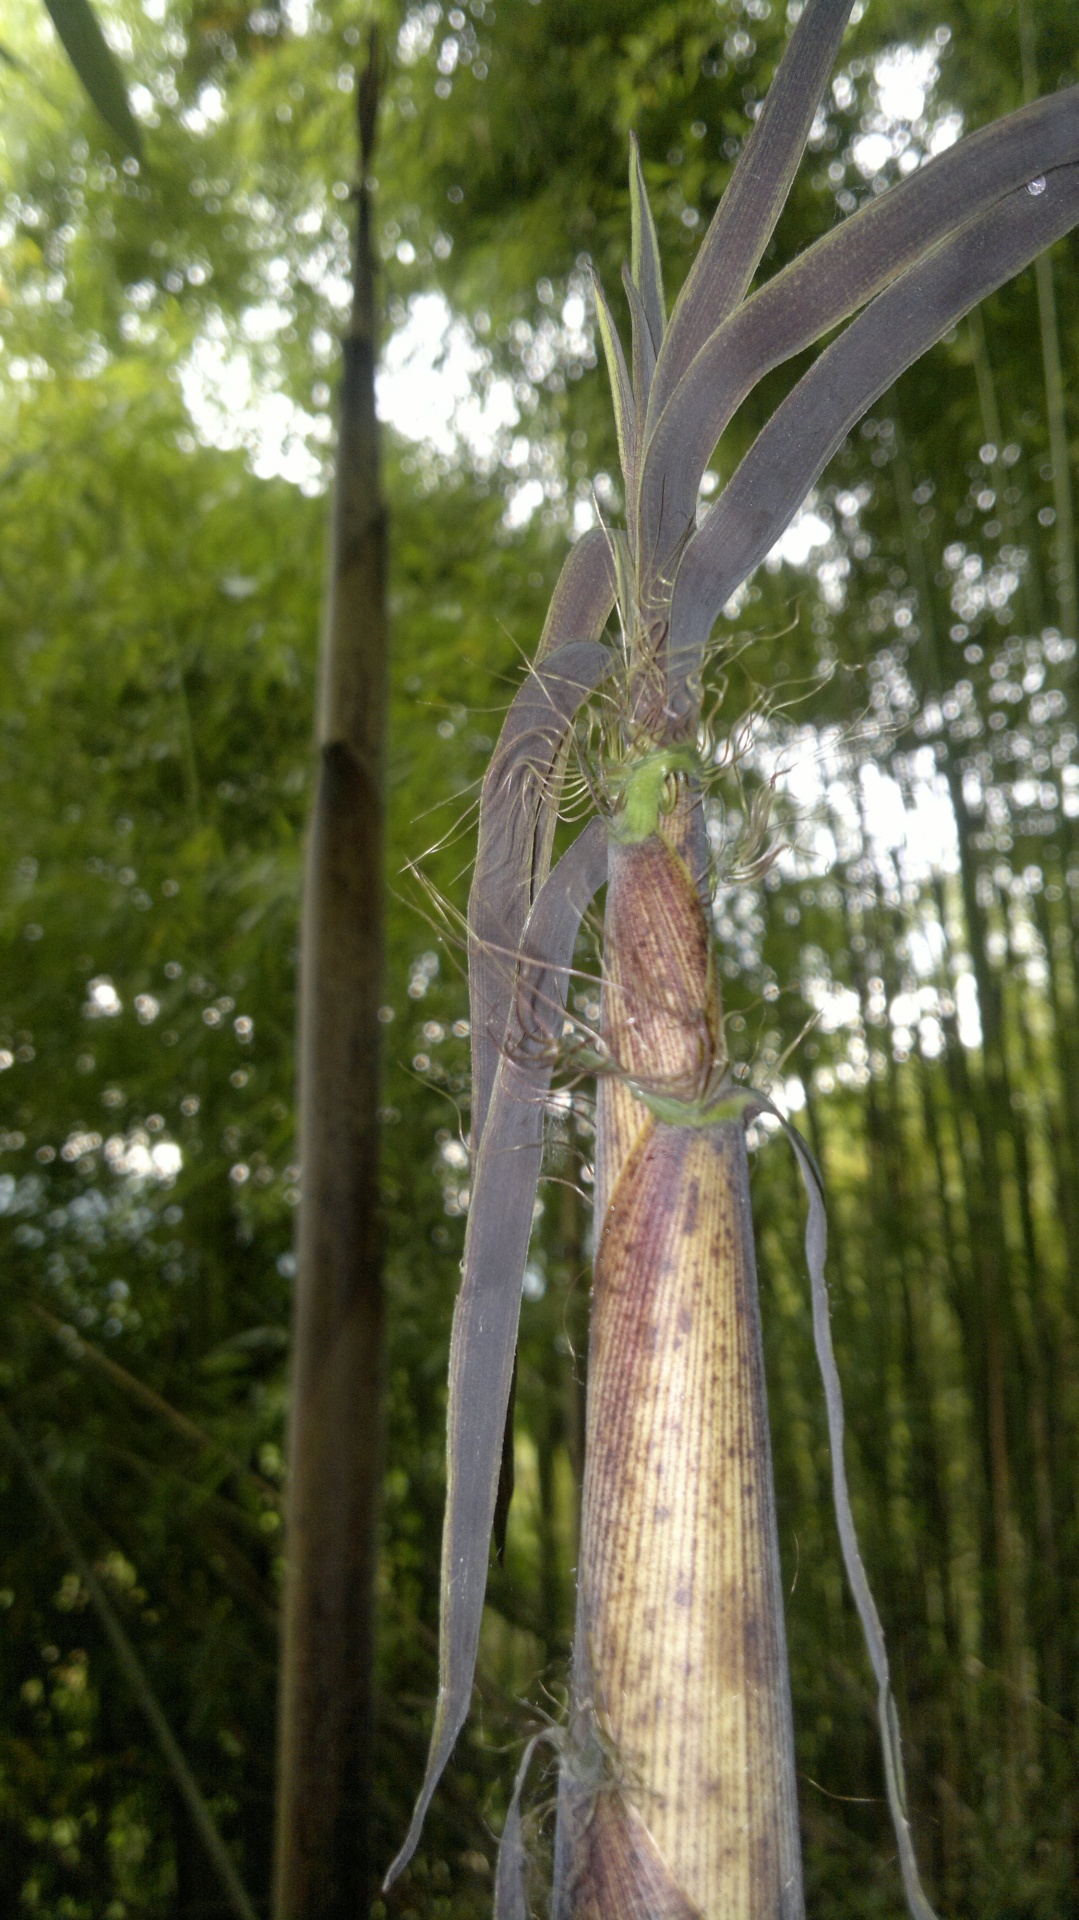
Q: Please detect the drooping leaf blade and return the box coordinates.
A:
[384,817,611,1891]
[42,0,143,157]
[648,0,854,425]
[628,131,666,354]
[752,1097,938,1920]
[667,163,1079,699]
[468,529,616,1153]
[468,642,614,1152]
[642,87,1079,586]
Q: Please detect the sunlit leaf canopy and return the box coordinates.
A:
[2,0,1079,1913]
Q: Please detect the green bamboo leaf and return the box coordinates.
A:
[668,161,1079,695]
[42,0,143,157]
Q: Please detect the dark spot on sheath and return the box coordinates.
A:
[742,1614,769,1691]
[682,1177,700,1237]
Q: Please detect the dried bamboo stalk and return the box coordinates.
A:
[274,40,386,1920]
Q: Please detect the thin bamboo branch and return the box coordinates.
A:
[1032,256,1078,639]
[28,1301,278,1502]
[0,1408,257,1920]
[1020,1,1079,644]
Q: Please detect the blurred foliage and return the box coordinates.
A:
[1,0,1079,1914]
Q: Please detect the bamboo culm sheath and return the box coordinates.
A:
[552,808,802,1918]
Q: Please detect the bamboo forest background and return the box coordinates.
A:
[2,0,1079,1914]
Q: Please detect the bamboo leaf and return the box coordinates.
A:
[668,163,1079,699]
[642,87,1079,585]
[591,269,637,500]
[469,643,614,1151]
[536,522,618,663]
[471,526,618,1159]
[628,132,666,354]
[526,528,618,1015]
[623,262,657,434]
[385,818,610,1890]
[42,0,143,157]
[648,0,854,426]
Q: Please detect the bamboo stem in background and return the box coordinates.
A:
[892,431,1039,1806]
[967,308,1047,638]
[273,38,387,1920]
[1019,1,1079,644]
[1031,255,1077,638]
